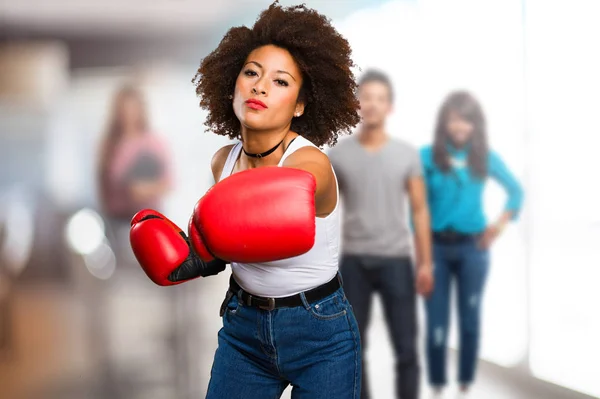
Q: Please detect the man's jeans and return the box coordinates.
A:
[340,255,419,399]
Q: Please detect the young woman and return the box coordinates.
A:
[421,91,524,397]
[97,85,171,221]
[97,85,172,263]
[129,3,362,398]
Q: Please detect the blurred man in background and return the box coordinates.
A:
[329,69,433,399]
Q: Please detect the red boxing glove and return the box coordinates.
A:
[130,209,225,286]
[192,167,316,263]
[188,214,213,261]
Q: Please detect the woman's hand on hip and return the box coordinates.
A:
[478,225,501,249]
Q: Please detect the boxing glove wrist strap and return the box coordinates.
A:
[160,231,225,282]
[167,246,226,282]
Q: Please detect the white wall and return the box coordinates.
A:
[525,0,600,397]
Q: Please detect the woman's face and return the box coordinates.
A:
[445,110,474,146]
[233,45,304,132]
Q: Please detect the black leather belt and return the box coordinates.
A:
[433,231,481,244]
[228,274,342,311]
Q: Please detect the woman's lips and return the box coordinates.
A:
[245,99,268,110]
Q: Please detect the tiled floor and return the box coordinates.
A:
[0,269,595,399]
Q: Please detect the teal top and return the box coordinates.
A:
[420,144,524,233]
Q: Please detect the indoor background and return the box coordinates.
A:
[0,0,598,398]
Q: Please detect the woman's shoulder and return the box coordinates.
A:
[211,143,237,175]
[486,149,513,175]
[285,143,328,164]
[282,137,330,170]
[213,143,237,156]
[419,145,434,163]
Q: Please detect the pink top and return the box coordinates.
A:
[102,133,172,218]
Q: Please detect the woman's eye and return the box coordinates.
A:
[244,70,258,77]
[275,79,289,87]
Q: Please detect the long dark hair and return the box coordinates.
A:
[97,85,149,210]
[433,91,488,178]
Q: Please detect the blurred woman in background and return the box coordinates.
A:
[97,85,172,258]
[420,91,524,398]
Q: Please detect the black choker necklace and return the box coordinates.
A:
[242,139,285,159]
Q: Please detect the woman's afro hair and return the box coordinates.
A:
[192,1,360,147]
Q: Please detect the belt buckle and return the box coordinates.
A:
[258,297,276,311]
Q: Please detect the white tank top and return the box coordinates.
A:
[218,136,341,297]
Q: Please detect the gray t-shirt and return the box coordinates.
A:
[328,135,422,257]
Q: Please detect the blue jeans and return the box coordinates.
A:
[340,255,419,399]
[425,238,490,387]
[206,282,362,399]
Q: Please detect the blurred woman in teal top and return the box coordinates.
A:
[421,91,523,398]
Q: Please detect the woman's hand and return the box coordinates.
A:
[478,224,501,249]
[478,211,512,249]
